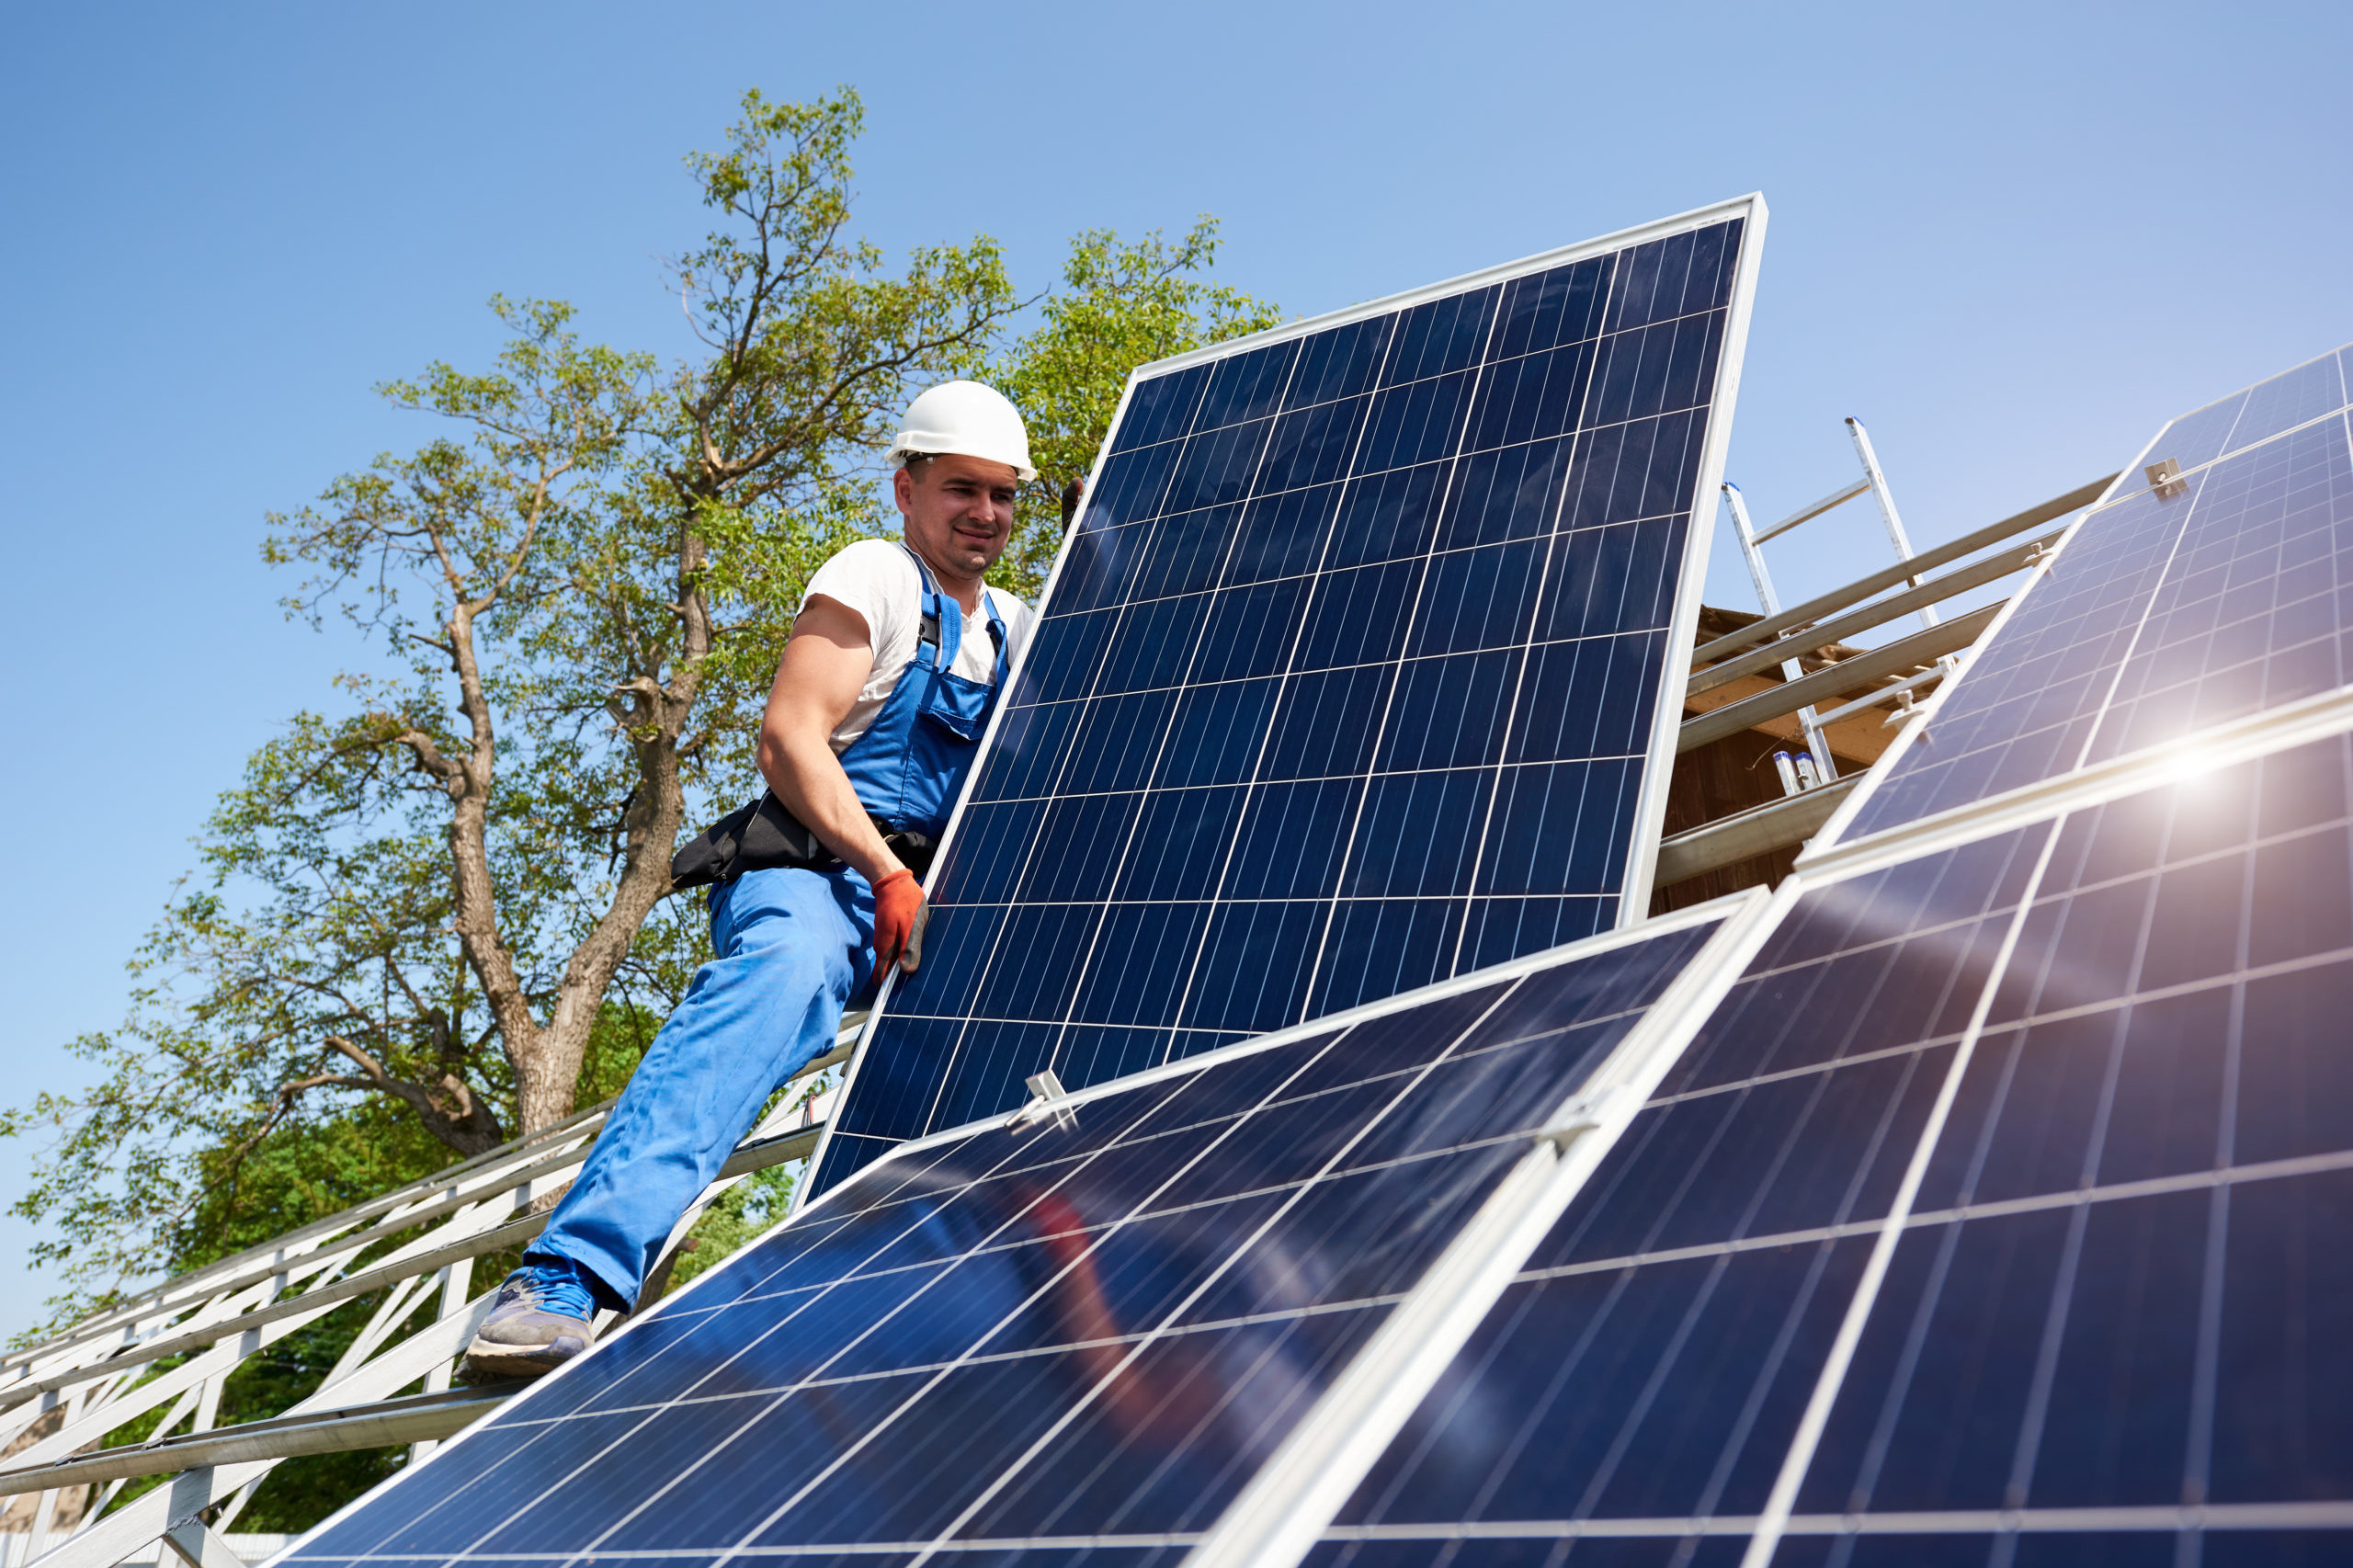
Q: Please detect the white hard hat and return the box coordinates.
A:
[887,380,1037,482]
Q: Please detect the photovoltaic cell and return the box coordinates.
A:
[812,208,1758,1193]
[273,913,1731,1568]
[1844,345,2353,840]
[1308,729,2353,1565]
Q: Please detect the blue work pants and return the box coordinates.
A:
[527,866,877,1310]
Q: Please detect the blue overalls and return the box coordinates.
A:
[530,546,1009,1310]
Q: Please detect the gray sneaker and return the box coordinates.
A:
[462,1264,599,1380]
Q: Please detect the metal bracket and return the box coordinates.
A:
[2146,457,2187,500]
[1005,1070,1078,1134]
[164,1516,248,1568]
[1529,1084,1639,1153]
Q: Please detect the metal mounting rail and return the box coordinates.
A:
[1678,604,2000,755]
[0,1386,524,1499]
[5,1121,828,1411]
[1688,525,2067,699]
[1693,474,2116,669]
[1653,775,1862,889]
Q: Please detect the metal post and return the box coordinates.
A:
[409,1260,473,1463]
[1719,484,1838,781]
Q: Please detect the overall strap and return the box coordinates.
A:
[980,588,1010,687]
[896,542,950,668]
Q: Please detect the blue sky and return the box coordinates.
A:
[3,1,2346,1336]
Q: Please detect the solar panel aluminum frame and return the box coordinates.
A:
[1803,681,2353,887]
[2126,339,2353,487]
[1801,378,2353,869]
[789,886,1770,1231]
[793,194,1771,1215]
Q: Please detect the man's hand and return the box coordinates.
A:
[1061,475,1086,530]
[872,869,929,973]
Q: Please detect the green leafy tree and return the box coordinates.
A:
[5,91,1277,1335]
[990,220,1282,596]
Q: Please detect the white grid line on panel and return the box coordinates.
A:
[1799,682,2353,888]
[1733,796,2069,1568]
[1444,256,1627,980]
[1491,1139,2353,1289]
[1135,309,1403,1065]
[1283,280,1515,1024]
[1106,295,1740,461]
[1311,1498,2353,1541]
[267,1496,2353,1552]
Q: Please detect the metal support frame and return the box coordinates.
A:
[0,1016,866,1568]
[1693,475,2116,668]
[1652,773,1861,887]
[1678,604,2000,754]
[1715,418,1941,785]
[1655,473,2114,893]
[1719,483,1838,783]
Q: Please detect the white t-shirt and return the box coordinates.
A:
[797,538,1034,752]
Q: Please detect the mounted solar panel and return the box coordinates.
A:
[1829,342,2353,846]
[1271,344,2353,1568]
[252,339,2353,1568]
[261,904,1759,1568]
[808,197,1768,1195]
[1305,724,2353,1568]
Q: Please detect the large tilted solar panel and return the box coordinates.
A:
[1840,342,2353,841]
[1307,726,2353,1566]
[810,199,1764,1193]
[270,908,1742,1568]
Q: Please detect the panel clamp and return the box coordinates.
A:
[2146,457,2188,500]
[1530,1083,1639,1153]
[1006,1069,1078,1134]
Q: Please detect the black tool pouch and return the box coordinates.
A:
[669,793,936,892]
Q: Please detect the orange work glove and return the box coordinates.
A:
[872,869,929,974]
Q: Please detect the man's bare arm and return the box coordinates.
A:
[757,595,904,884]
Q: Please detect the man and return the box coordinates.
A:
[464,381,1040,1378]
